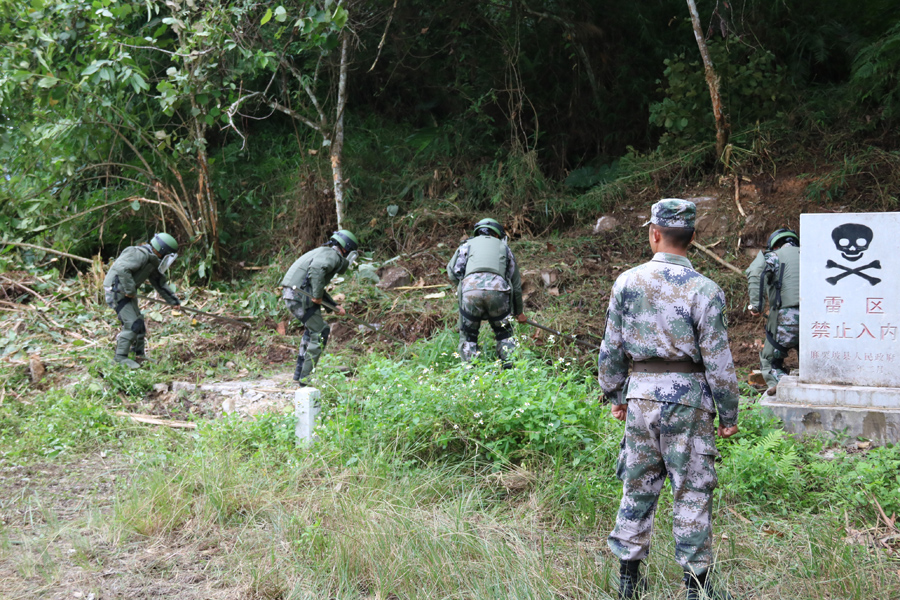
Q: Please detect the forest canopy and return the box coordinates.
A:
[2,0,899,270]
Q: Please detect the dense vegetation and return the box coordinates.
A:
[3,0,900,270]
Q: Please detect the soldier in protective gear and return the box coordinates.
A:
[281,230,358,386]
[745,228,800,395]
[103,232,181,369]
[598,200,739,600]
[447,218,526,367]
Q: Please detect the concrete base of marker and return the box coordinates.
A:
[761,376,900,444]
[294,387,322,444]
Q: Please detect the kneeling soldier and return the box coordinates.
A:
[103,233,181,368]
[281,230,358,386]
[447,218,526,367]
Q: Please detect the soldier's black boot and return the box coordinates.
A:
[684,570,735,600]
[618,559,646,599]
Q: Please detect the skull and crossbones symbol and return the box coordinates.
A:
[825,223,881,286]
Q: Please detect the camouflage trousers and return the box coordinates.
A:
[608,399,719,575]
[104,289,146,357]
[761,307,799,388]
[457,285,514,363]
[284,287,330,383]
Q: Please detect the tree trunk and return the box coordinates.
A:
[685,0,729,160]
[331,33,350,229]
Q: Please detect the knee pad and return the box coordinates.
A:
[460,321,480,343]
[131,319,146,335]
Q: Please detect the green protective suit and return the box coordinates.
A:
[447,235,523,363]
[281,245,349,384]
[745,244,800,387]
[102,244,179,363]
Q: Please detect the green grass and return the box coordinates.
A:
[1,271,898,599]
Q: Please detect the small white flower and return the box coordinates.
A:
[453,424,459,430]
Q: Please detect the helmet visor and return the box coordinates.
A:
[158,252,178,275]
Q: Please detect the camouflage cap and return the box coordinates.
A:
[644,198,696,229]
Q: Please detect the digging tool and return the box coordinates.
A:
[285,286,408,345]
[524,319,602,350]
[137,295,251,330]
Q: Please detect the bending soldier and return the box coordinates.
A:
[598,200,739,600]
[103,233,181,369]
[745,228,800,395]
[447,218,526,367]
[281,230,358,386]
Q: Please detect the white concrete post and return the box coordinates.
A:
[294,387,322,445]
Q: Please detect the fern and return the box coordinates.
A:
[852,22,900,119]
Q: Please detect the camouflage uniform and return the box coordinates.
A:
[746,244,800,388]
[281,245,349,384]
[103,244,179,361]
[447,235,523,363]
[599,200,739,578]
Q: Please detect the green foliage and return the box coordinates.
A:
[718,404,900,517]
[650,38,786,150]
[852,21,900,122]
[321,337,613,467]
[0,389,119,459]
[195,412,298,462]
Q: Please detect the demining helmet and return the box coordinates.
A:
[150,232,178,256]
[473,218,504,238]
[151,232,178,274]
[329,229,359,254]
[767,228,799,251]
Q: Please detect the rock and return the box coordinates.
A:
[152,383,169,394]
[695,213,730,240]
[222,397,236,414]
[225,361,236,369]
[357,263,380,284]
[172,381,197,392]
[376,267,412,290]
[540,269,559,288]
[592,216,620,234]
[747,371,766,387]
[28,355,45,384]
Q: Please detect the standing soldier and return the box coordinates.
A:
[103,233,181,369]
[447,218,526,367]
[745,228,800,395]
[281,230,358,386]
[598,200,739,600]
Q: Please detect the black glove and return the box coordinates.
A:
[169,297,181,307]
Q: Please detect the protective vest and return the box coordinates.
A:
[761,245,800,310]
[463,235,507,279]
[280,246,347,305]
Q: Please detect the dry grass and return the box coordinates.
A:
[2,444,897,599]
